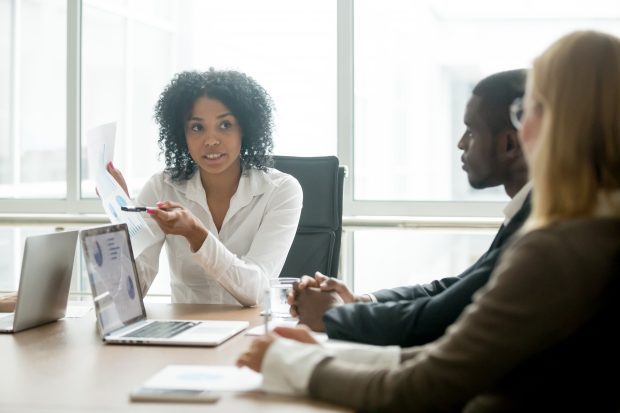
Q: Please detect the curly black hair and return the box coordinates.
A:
[154,69,275,181]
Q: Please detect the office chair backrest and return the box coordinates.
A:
[273,156,345,278]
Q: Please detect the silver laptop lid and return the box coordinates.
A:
[12,230,79,333]
[80,223,147,337]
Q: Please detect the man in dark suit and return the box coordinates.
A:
[289,69,531,346]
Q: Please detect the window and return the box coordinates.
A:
[0,229,16,291]
[81,0,175,198]
[353,229,494,292]
[352,0,620,205]
[0,0,67,199]
[81,0,337,199]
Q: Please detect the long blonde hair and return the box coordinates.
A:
[527,30,620,229]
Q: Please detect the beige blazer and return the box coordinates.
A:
[309,218,620,412]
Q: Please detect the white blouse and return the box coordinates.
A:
[134,168,302,306]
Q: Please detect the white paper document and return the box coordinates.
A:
[140,365,262,392]
[86,122,160,256]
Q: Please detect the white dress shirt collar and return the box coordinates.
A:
[503,181,532,225]
[228,169,278,219]
[163,168,276,214]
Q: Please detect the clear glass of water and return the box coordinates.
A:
[269,277,299,318]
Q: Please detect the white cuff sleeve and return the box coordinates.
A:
[366,293,378,303]
[325,341,401,367]
[261,338,331,396]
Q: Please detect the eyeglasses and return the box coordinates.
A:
[510,97,524,130]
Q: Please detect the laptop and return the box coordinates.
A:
[0,230,79,333]
[80,223,248,346]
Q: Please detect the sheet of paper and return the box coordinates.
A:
[140,365,262,392]
[86,122,161,256]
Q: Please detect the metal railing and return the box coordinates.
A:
[0,213,502,229]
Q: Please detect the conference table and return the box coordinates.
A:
[0,303,351,412]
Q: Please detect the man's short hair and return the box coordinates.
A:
[473,69,527,135]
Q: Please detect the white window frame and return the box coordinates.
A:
[338,0,505,219]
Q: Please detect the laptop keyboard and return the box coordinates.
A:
[123,321,197,339]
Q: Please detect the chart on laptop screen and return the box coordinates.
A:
[83,229,142,332]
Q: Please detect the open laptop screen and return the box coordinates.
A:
[81,224,146,335]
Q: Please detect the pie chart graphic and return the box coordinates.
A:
[127,275,135,299]
[116,196,127,208]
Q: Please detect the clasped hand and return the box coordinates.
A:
[287,272,360,332]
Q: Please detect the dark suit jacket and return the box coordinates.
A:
[323,194,532,346]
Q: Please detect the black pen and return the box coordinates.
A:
[121,206,180,212]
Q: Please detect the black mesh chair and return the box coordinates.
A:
[273,156,345,278]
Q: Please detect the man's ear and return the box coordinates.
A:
[497,128,522,161]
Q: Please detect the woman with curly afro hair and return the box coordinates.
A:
[108,69,302,306]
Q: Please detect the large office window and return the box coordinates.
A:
[353,0,620,204]
[354,229,494,292]
[81,0,337,199]
[0,0,67,199]
[81,0,175,198]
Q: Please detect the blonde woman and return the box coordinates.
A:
[238,30,620,412]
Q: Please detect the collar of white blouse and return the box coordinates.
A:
[164,168,277,228]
